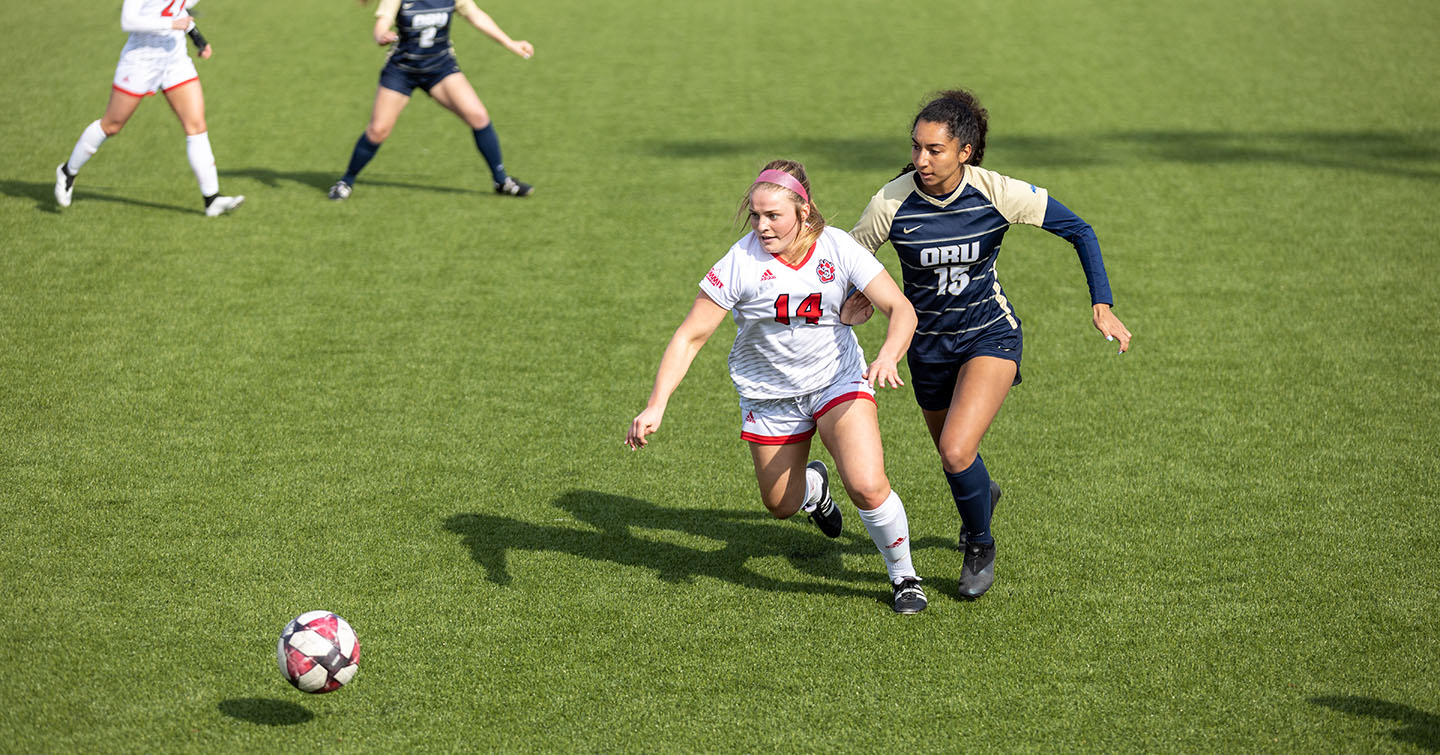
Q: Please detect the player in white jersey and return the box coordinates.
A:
[53,0,243,216]
[626,161,928,614]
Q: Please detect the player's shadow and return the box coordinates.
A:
[1311,695,1440,752]
[445,489,950,604]
[216,698,313,726]
[223,167,477,196]
[648,129,1440,182]
[0,180,195,215]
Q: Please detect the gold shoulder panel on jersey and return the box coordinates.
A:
[375,0,401,23]
[454,0,480,17]
[849,173,916,253]
[963,165,1049,227]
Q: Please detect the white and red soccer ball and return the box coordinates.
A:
[277,611,360,693]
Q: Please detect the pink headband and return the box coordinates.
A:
[753,169,810,205]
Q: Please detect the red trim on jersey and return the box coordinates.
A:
[770,241,817,271]
[112,83,154,98]
[163,77,198,93]
[814,391,875,419]
[741,428,816,446]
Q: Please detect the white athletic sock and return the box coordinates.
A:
[66,120,108,174]
[856,490,916,583]
[186,132,219,197]
[801,466,822,511]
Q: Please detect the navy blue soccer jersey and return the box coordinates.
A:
[377,0,473,72]
[851,167,1050,364]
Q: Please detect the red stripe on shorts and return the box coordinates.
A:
[814,392,875,419]
[741,429,816,446]
[163,77,198,93]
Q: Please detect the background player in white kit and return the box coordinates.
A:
[53,0,243,216]
[625,160,929,614]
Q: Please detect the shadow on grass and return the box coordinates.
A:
[647,129,1440,181]
[0,180,195,215]
[1311,695,1439,752]
[222,167,478,197]
[217,698,313,726]
[445,489,952,606]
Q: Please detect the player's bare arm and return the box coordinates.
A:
[460,4,532,58]
[626,294,728,449]
[858,271,915,389]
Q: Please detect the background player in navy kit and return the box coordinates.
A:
[626,161,930,614]
[328,0,534,200]
[843,89,1132,599]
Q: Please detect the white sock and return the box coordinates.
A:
[801,466,822,511]
[856,490,916,583]
[66,120,108,174]
[186,132,220,196]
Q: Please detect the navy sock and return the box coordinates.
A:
[944,455,994,546]
[472,125,508,184]
[342,134,382,185]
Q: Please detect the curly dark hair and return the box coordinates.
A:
[897,89,989,177]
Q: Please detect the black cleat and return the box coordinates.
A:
[957,541,996,599]
[495,176,533,197]
[328,181,353,201]
[891,577,928,614]
[805,460,841,538]
[959,480,1003,550]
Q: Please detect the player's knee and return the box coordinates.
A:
[843,476,891,511]
[100,119,125,137]
[365,124,392,143]
[939,445,979,475]
[183,119,207,136]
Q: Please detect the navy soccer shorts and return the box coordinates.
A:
[379,57,462,96]
[907,326,1024,412]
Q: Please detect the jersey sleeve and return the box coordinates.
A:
[120,0,175,33]
[832,229,887,292]
[698,244,746,311]
[848,175,912,253]
[454,0,480,17]
[965,166,1049,227]
[374,0,401,23]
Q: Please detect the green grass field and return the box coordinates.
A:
[3,0,1438,751]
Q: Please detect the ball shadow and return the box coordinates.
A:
[217,697,314,726]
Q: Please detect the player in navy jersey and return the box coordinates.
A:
[843,89,1132,599]
[54,0,243,216]
[626,161,931,614]
[327,0,534,201]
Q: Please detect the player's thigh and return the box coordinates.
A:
[428,73,490,128]
[816,398,890,510]
[101,88,146,133]
[367,86,412,142]
[162,79,207,135]
[748,440,812,519]
[936,356,1016,471]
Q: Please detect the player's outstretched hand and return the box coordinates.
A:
[626,407,664,450]
[1092,303,1131,354]
[199,44,212,59]
[863,356,904,390]
[510,40,534,59]
[839,290,874,326]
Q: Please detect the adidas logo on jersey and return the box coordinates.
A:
[744,411,756,424]
[760,270,775,281]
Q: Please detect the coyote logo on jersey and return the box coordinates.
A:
[815,260,835,283]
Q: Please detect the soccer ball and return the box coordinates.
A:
[277,611,360,693]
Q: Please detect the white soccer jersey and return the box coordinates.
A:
[119,0,196,53]
[700,225,889,400]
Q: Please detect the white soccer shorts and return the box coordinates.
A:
[738,371,876,445]
[112,47,198,97]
